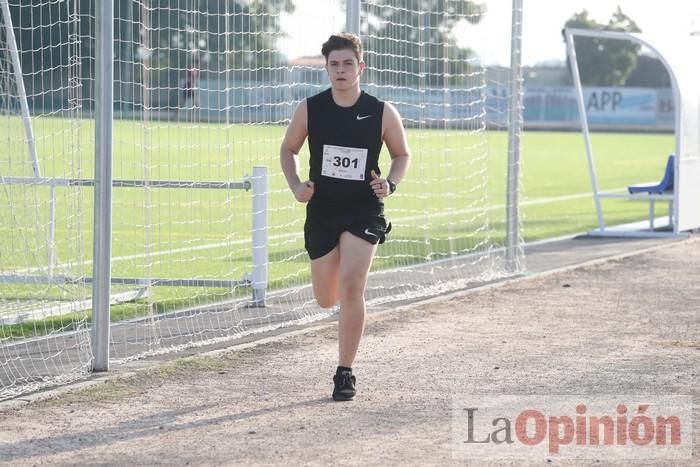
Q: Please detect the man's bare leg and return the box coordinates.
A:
[337,232,376,368]
[309,246,340,308]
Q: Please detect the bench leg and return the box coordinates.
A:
[649,200,655,230]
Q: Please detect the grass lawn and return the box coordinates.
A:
[1,116,675,326]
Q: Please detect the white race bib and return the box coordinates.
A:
[321,144,368,181]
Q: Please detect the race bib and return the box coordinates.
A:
[321,144,368,181]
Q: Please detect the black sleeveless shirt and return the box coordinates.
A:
[306,89,385,215]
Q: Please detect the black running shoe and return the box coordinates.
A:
[332,370,356,401]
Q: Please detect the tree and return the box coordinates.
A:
[126,0,293,73]
[117,0,294,107]
[4,0,294,109]
[362,0,484,87]
[564,7,641,86]
[625,55,671,88]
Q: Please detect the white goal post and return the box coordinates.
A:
[564,27,700,236]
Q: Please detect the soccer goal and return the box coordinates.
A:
[1,0,524,400]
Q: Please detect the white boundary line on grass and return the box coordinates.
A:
[13,188,628,275]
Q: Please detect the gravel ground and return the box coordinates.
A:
[0,238,698,466]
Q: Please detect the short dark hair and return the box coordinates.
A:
[321,33,363,63]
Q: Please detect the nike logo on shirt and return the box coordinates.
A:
[356,114,373,121]
[363,228,378,237]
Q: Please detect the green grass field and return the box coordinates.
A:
[1,117,675,323]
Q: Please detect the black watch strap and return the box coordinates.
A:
[387,178,397,194]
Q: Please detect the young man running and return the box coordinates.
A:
[280,33,411,401]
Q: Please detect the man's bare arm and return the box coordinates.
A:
[382,102,411,185]
[280,100,314,202]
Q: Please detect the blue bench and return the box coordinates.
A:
[626,154,675,230]
[628,155,674,194]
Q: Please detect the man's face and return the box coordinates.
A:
[326,49,364,90]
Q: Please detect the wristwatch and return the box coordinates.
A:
[387,178,397,195]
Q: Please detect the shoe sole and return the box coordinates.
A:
[332,392,356,401]
[332,396,355,401]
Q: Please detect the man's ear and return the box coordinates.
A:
[359,60,366,74]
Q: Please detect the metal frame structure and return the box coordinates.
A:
[0,0,39,176]
[564,28,700,237]
[347,0,524,270]
[1,0,270,370]
[2,0,521,383]
[506,0,523,271]
[0,176,267,299]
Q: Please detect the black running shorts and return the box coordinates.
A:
[304,212,391,260]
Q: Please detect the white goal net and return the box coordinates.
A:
[0,0,93,396]
[0,0,523,400]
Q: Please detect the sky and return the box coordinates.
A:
[280,1,700,66]
[475,0,700,66]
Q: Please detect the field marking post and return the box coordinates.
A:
[250,166,268,307]
[92,0,114,372]
[0,0,40,177]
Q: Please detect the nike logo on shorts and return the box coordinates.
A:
[356,114,373,121]
[363,228,378,237]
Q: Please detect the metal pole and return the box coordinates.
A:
[225,0,231,125]
[0,0,40,177]
[505,0,523,272]
[48,186,56,278]
[251,166,268,307]
[91,0,114,372]
[564,29,605,231]
[123,0,134,109]
[346,0,360,35]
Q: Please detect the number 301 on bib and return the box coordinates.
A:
[321,144,368,181]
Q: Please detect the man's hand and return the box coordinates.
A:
[293,180,315,203]
[370,170,389,198]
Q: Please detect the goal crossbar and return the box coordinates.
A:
[0,177,251,190]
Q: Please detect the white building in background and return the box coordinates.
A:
[287,55,326,86]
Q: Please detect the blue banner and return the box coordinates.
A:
[584,87,657,125]
[515,86,672,130]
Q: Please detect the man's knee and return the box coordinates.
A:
[314,287,338,308]
[339,280,366,302]
[315,295,338,308]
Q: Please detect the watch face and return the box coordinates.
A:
[388,179,396,193]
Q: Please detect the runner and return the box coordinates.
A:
[279,32,411,401]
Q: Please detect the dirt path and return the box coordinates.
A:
[0,239,698,466]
